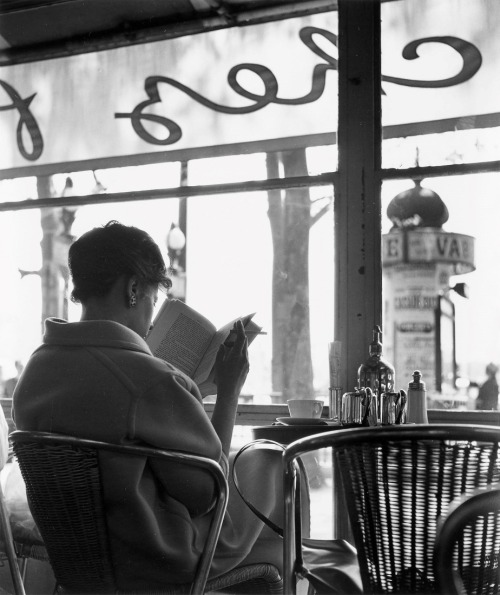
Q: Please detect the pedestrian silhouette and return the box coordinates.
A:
[476,362,499,410]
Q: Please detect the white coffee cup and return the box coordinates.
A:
[287,399,324,418]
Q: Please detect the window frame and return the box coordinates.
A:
[1,0,499,424]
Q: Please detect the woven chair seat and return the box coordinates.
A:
[99,564,283,595]
[8,516,48,562]
[136,564,283,595]
[1,521,49,562]
[206,563,283,593]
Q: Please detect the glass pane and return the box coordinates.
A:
[0,12,339,179]
[186,153,268,186]
[229,430,334,539]
[381,0,500,168]
[305,448,334,539]
[382,171,500,411]
[186,191,334,403]
[0,166,334,408]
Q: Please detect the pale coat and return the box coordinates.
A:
[13,318,279,590]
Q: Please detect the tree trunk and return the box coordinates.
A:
[37,176,73,328]
[266,152,285,397]
[267,149,314,402]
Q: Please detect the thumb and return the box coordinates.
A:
[215,344,226,367]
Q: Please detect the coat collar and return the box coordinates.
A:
[43,318,153,355]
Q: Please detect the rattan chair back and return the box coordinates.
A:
[434,485,500,595]
[283,424,500,594]
[10,430,228,595]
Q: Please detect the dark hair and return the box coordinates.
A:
[69,221,171,303]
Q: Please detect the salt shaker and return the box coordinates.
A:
[407,370,428,424]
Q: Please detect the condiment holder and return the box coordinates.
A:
[341,387,377,427]
[379,390,407,425]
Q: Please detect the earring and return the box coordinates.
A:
[129,294,137,308]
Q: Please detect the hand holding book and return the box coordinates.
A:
[146,299,265,397]
[214,319,250,400]
[224,325,264,347]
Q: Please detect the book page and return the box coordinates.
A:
[146,299,216,378]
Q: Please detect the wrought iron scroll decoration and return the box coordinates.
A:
[0,26,483,160]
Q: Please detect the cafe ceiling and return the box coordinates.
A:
[0,0,341,66]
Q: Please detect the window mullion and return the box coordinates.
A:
[336,0,383,392]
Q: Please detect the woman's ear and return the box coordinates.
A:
[126,276,139,308]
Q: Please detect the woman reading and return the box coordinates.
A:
[13,220,284,590]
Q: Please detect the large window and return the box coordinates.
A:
[1,0,499,421]
[380,0,499,410]
[0,152,335,405]
[381,173,500,408]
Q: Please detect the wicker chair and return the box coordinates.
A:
[434,485,500,595]
[283,424,500,594]
[10,431,282,595]
[0,461,50,595]
[0,478,26,595]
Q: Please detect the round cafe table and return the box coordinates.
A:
[251,418,352,541]
[251,420,344,444]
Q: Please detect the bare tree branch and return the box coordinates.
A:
[310,200,332,228]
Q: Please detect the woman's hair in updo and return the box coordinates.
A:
[69,221,171,303]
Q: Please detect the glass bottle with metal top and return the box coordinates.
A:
[357,325,395,396]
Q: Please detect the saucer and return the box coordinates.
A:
[276,417,328,426]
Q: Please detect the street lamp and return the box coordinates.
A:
[166,222,186,300]
[166,223,186,268]
[450,282,470,299]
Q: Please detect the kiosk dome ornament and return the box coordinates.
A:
[382,181,475,275]
[387,180,449,230]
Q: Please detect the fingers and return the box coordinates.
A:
[216,343,226,365]
[214,325,250,396]
[232,320,248,353]
[224,320,248,353]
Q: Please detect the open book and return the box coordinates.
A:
[146,299,263,397]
